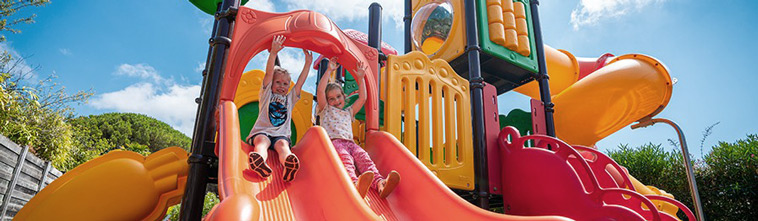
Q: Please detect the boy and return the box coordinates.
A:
[247,35,311,182]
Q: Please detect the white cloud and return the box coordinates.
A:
[114,63,166,84]
[244,0,275,12]
[59,48,72,56]
[0,43,37,80]
[194,61,205,73]
[280,0,404,28]
[570,0,665,30]
[90,82,200,136]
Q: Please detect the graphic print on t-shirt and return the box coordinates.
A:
[268,94,288,127]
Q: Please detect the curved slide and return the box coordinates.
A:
[207,101,570,220]
[514,45,673,146]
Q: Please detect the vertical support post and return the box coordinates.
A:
[529,0,556,138]
[404,0,412,53]
[315,59,330,126]
[180,0,240,220]
[37,162,51,192]
[463,0,489,209]
[1,145,28,219]
[368,2,383,111]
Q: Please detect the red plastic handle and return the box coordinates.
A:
[573,145,635,190]
[600,188,662,221]
[645,195,696,221]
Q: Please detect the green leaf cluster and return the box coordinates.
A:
[165,191,220,220]
[63,113,192,171]
[607,135,758,220]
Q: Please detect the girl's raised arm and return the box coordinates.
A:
[316,57,338,113]
[350,61,368,116]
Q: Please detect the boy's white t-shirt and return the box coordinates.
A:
[247,83,300,141]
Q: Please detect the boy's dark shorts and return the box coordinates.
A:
[247,133,291,150]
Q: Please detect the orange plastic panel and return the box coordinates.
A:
[501,0,514,12]
[411,0,466,61]
[384,51,474,190]
[233,69,313,142]
[513,1,526,18]
[221,7,380,130]
[16,147,189,221]
[489,23,506,45]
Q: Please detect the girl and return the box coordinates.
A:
[316,57,400,198]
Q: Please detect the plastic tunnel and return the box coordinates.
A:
[514,45,673,146]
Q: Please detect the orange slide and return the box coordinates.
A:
[207,101,570,220]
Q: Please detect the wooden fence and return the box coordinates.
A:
[0,135,62,220]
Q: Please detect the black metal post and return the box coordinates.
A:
[315,58,330,125]
[404,0,412,53]
[529,0,556,137]
[463,0,489,209]
[368,2,382,104]
[179,0,239,220]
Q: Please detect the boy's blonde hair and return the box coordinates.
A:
[325,82,346,98]
[272,66,291,81]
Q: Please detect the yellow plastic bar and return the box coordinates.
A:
[233,70,314,142]
[15,147,189,220]
[384,51,474,190]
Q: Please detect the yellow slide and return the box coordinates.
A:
[14,147,189,220]
[514,45,673,147]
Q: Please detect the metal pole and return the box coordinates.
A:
[529,0,556,138]
[180,0,239,220]
[368,2,383,112]
[631,118,705,221]
[404,0,412,53]
[463,0,489,209]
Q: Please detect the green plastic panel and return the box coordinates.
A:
[475,0,539,74]
[238,102,298,145]
[342,70,384,125]
[500,109,532,136]
[190,0,250,15]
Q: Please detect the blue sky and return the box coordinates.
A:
[6,0,757,158]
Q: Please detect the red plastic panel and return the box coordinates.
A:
[483,83,503,195]
[530,99,545,135]
[498,126,664,221]
[221,7,380,130]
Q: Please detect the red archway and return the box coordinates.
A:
[221,7,380,130]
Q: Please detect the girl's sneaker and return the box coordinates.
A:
[248,152,272,178]
[282,154,300,182]
[379,171,400,198]
[355,171,375,198]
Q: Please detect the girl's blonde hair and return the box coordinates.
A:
[325,82,345,98]
[272,66,291,81]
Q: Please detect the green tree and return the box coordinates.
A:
[698,134,758,220]
[64,113,191,170]
[0,0,50,42]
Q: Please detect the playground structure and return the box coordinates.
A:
[15,0,703,220]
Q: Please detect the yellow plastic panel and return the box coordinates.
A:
[234,69,314,142]
[384,51,474,190]
[412,0,467,62]
[15,147,189,221]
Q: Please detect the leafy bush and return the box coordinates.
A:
[63,113,192,171]
[607,135,758,220]
[698,135,758,220]
[165,191,220,220]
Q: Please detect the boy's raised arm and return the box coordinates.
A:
[262,35,285,88]
[316,57,338,113]
[292,49,313,98]
[350,61,368,116]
